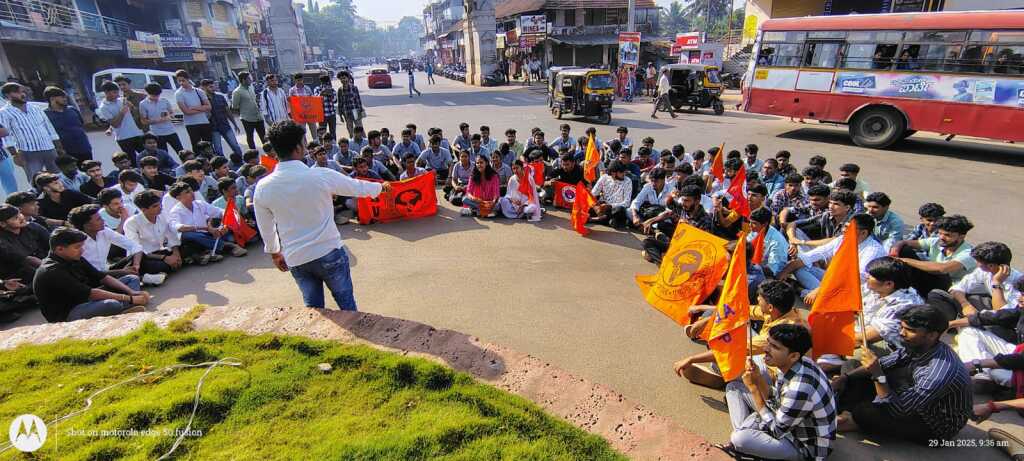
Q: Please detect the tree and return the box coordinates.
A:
[660,1,691,36]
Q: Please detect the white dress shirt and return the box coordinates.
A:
[254,160,382,266]
[124,213,181,253]
[110,183,142,216]
[798,235,887,282]
[168,199,223,232]
[952,267,1023,307]
[83,228,143,271]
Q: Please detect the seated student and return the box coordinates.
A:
[136,133,179,175]
[808,154,833,184]
[710,157,744,195]
[124,190,187,272]
[502,128,523,164]
[571,135,589,163]
[33,227,151,323]
[212,177,246,214]
[321,133,340,160]
[181,160,220,202]
[640,137,660,163]
[928,242,1022,321]
[543,154,584,206]
[407,123,426,149]
[349,125,369,154]
[653,150,676,179]
[479,125,497,153]
[167,182,247,259]
[79,160,110,198]
[785,190,855,251]
[6,191,62,229]
[333,138,358,172]
[56,155,89,192]
[708,192,745,242]
[859,257,924,355]
[669,163,693,189]
[746,183,768,214]
[720,324,836,461]
[832,163,870,198]
[799,165,825,195]
[770,173,808,221]
[777,214,886,299]
[161,176,204,213]
[779,184,829,228]
[193,140,216,160]
[391,128,422,162]
[499,160,542,222]
[641,181,715,264]
[863,192,903,250]
[589,161,632,229]
[309,146,345,173]
[759,159,785,198]
[104,151,136,186]
[691,149,709,177]
[111,169,145,216]
[549,124,576,153]
[890,214,976,302]
[528,130,557,163]
[453,122,473,153]
[489,151,512,195]
[399,153,428,180]
[605,126,632,153]
[96,189,130,233]
[359,146,395,181]
[66,204,167,285]
[775,150,796,176]
[139,156,175,193]
[228,152,244,172]
[908,202,945,241]
[670,144,693,164]
[832,177,865,214]
[742,143,763,175]
[461,155,500,217]
[242,165,268,217]
[445,150,472,206]
[238,149,261,176]
[418,135,452,181]
[629,167,672,232]
[747,208,788,277]
[0,204,50,288]
[36,173,93,222]
[350,157,381,181]
[173,149,197,177]
[950,276,1024,391]
[426,127,452,153]
[633,146,656,173]
[675,280,806,389]
[833,305,972,445]
[210,156,237,182]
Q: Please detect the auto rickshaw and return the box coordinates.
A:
[550,68,614,124]
[660,63,725,115]
[386,59,400,73]
[546,66,579,107]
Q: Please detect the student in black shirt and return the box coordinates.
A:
[79,160,110,198]
[33,227,150,323]
[542,153,584,205]
[35,173,94,222]
[6,191,63,229]
[0,204,50,284]
[139,155,175,192]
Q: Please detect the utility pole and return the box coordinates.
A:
[627,0,636,32]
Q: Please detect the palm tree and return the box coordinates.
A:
[660,1,689,36]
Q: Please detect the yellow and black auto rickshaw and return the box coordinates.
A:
[550,68,614,124]
[661,63,725,115]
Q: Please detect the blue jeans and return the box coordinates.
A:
[0,154,18,195]
[181,231,233,253]
[66,275,141,321]
[211,123,243,158]
[289,247,356,310]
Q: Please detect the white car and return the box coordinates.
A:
[91,68,182,118]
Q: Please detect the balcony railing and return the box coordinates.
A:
[549,23,653,36]
[0,0,134,38]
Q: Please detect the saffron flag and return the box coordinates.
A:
[571,181,596,236]
[727,164,750,218]
[259,155,278,172]
[529,160,546,189]
[516,171,535,202]
[583,134,600,184]
[750,228,767,266]
[808,220,864,358]
[356,171,438,225]
[553,181,576,209]
[223,197,257,247]
[288,95,324,124]
[706,231,750,381]
[709,142,725,181]
[635,224,729,325]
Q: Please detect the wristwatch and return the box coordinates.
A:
[991,284,1004,290]
[973,359,984,374]
[872,374,887,384]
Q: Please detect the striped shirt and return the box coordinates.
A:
[0,102,59,151]
[861,286,923,348]
[878,342,972,439]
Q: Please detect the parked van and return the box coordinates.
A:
[91,68,181,118]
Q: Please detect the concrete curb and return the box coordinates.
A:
[0,306,728,461]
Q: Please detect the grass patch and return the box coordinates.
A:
[0,323,624,460]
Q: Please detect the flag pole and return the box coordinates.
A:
[857,311,869,349]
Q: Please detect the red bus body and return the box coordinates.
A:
[742,11,1024,146]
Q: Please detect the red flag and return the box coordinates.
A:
[223,196,257,247]
[356,171,438,225]
[727,164,750,218]
[516,171,535,202]
[288,95,325,123]
[808,221,864,358]
[706,231,750,381]
[709,142,725,181]
[750,227,767,265]
[529,161,546,188]
[571,181,596,236]
[259,155,278,172]
[552,181,576,209]
[583,134,600,184]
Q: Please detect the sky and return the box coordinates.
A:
[348,0,687,25]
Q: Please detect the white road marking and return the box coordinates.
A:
[443,100,457,106]
[495,96,512,102]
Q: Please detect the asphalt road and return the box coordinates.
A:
[5,68,1023,459]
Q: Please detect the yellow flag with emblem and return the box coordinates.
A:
[635,224,729,325]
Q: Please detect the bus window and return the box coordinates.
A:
[902,44,962,71]
[805,42,841,68]
[760,43,803,67]
[992,46,1024,74]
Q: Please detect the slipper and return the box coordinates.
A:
[989,427,1024,461]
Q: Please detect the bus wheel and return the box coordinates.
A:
[850,107,905,148]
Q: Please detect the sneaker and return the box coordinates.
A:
[459,207,472,216]
[528,215,541,222]
[209,254,225,262]
[141,273,167,286]
[229,245,248,257]
[121,305,147,315]
[196,254,211,266]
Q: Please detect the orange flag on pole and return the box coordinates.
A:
[808,220,864,358]
[709,142,725,181]
[750,227,767,266]
[571,181,596,236]
[223,197,257,247]
[705,231,750,381]
[583,134,600,184]
[635,224,729,325]
[727,164,750,218]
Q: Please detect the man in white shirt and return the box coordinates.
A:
[123,190,185,273]
[167,182,247,259]
[929,241,1023,320]
[254,120,391,310]
[776,214,887,300]
[651,68,677,119]
[589,161,632,229]
[67,204,168,285]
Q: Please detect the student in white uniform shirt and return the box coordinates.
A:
[123,191,186,273]
[167,182,247,259]
[929,241,1023,321]
[254,121,390,311]
[96,189,131,233]
[110,170,145,216]
[67,204,167,285]
[775,214,887,300]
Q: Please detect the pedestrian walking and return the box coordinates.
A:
[314,75,337,139]
[174,70,214,150]
[201,79,243,158]
[426,62,435,84]
[0,83,62,184]
[651,68,677,119]
[43,86,92,163]
[408,68,422,98]
[645,62,657,97]
[336,70,364,138]
[231,71,267,150]
[253,120,391,310]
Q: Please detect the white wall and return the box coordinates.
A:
[944,0,1024,10]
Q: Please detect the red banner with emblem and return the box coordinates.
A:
[289,96,324,124]
[356,171,438,225]
[553,181,577,209]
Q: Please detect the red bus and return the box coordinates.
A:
[742,11,1024,148]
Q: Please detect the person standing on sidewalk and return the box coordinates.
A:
[336,70,364,139]
[253,120,391,310]
[201,79,243,158]
[139,82,184,155]
[98,81,146,165]
[231,71,266,150]
[314,74,337,140]
[260,74,290,127]
[408,68,422,98]
[426,61,436,84]
[0,82,63,183]
[651,68,677,119]
[43,86,92,163]
[174,70,213,150]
